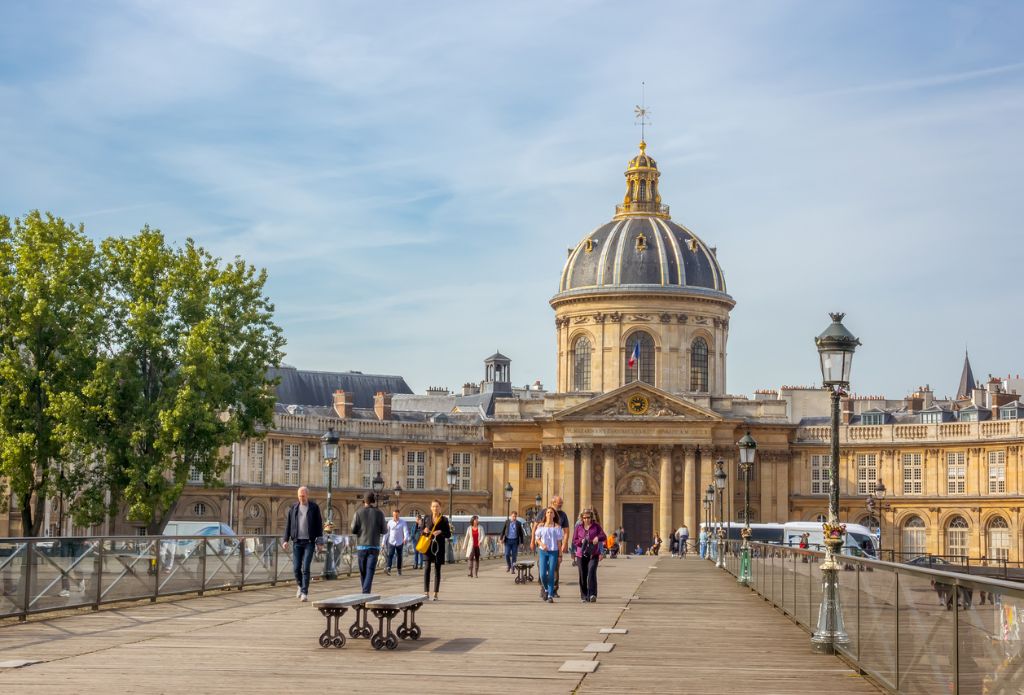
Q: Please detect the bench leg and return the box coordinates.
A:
[370,608,400,650]
[348,605,373,639]
[317,607,348,649]
[396,603,423,640]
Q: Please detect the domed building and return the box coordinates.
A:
[551,140,734,396]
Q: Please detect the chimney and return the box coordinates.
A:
[374,391,392,421]
[333,390,353,419]
[840,396,854,425]
[425,386,448,396]
[462,382,480,396]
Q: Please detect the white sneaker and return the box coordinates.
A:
[296,587,302,598]
[59,589,70,598]
[300,593,308,602]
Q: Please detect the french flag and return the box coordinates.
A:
[628,341,640,368]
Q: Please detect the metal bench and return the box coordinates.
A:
[513,560,535,584]
[311,593,379,648]
[364,593,426,650]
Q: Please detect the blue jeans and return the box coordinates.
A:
[386,543,403,572]
[357,548,380,594]
[699,540,707,558]
[539,550,558,599]
[504,539,519,569]
[291,540,315,594]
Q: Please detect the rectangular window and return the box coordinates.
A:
[856,454,877,495]
[406,450,426,490]
[810,454,831,495]
[452,452,472,491]
[361,448,382,488]
[1003,410,1018,420]
[988,450,1006,494]
[283,443,302,486]
[902,453,923,495]
[862,413,884,425]
[922,412,940,424]
[525,454,543,479]
[188,466,204,484]
[946,452,966,495]
[248,441,265,484]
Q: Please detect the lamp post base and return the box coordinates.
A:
[323,540,337,580]
[811,566,848,653]
[715,534,726,568]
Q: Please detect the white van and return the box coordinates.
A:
[162,521,239,558]
[782,521,877,557]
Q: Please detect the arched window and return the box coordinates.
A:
[625,331,655,385]
[987,517,1010,561]
[901,516,926,557]
[946,516,969,559]
[572,336,592,391]
[193,502,207,517]
[690,337,709,392]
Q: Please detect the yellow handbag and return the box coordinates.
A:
[416,515,440,554]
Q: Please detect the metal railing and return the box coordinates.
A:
[719,540,1024,694]
[0,533,508,622]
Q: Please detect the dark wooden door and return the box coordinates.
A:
[622,503,653,553]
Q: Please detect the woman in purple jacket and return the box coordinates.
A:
[573,508,607,603]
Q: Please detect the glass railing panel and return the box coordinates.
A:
[793,550,813,629]
[241,537,276,585]
[204,542,242,590]
[97,538,157,604]
[0,541,27,617]
[849,562,897,690]
[159,538,205,595]
[956,579,1024,693]
[897,568,955,692]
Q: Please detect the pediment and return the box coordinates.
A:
[552,383,722,421]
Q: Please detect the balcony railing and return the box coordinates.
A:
[719,540,1024,694]
[796,419,1024,445]
[269,413,486,443]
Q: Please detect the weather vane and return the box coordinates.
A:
[634,81,651,142]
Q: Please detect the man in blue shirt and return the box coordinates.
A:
[500,511,525,572]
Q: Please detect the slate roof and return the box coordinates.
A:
[957,351,976,399]
[556,216,730,298]
[268,366,412,408]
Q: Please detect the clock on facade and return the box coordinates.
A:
[627,393,650,415]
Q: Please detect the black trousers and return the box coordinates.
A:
[424,558,442,593]
[577,554,598,598]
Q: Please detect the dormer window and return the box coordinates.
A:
[921,411,941,424]
[635,233,647,252]
[862,412,885,426]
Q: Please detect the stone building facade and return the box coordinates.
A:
[5,141,1023,564]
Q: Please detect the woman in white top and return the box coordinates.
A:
[533,507,564,603]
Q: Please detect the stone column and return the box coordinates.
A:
[659,446,673,540]
[346,444,359,488]
[759,448,774,523]
[775,453,790,522]
[603,446,616,531]
[684,447,697,533]
[390,446,401,490]
[579,445,593,511]
[541,445,557,505]
[559,445,577,523]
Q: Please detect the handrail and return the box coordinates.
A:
[718,540,1024,693]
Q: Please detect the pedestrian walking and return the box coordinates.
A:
[699,527,708,558]
[420,499,452,601]
[651,533,663,555]
[616,526,627,557]
[281,486,324,602]
[548,496,570,597]
[462,515,483,577]
[500,511,525,572]
[351,492,387,593]
[676,524,690,558]
[573,508,606,603]
[385,509,408,576]
[533,507,564,603]
[412,514,425,569]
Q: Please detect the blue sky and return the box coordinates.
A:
[2,1,1022,400]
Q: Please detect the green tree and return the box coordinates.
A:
[85,228,284,533]
[0,211,102,536]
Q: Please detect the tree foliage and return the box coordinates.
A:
[0,214,285,535]
[0,211,102,536]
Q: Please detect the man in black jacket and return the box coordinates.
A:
[350,493,387,593]
[282,486,324,602]
[500,511,526,572]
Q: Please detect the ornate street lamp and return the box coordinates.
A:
[320,427,340,580]
[534,493,542,519]
[446,464,459,563]
[504,482,514,519]
[812,312,860,653]
[873,479,887,560]
[737,431,757,585]
[703,485,714,560]
[714,459,727,568]
[371,470,385,496]
[393,481,402,510]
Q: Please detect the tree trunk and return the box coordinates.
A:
[19,492,34,537]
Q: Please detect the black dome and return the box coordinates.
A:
[555,216,729,299]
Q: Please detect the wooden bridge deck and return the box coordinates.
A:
[0,554,879,694]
